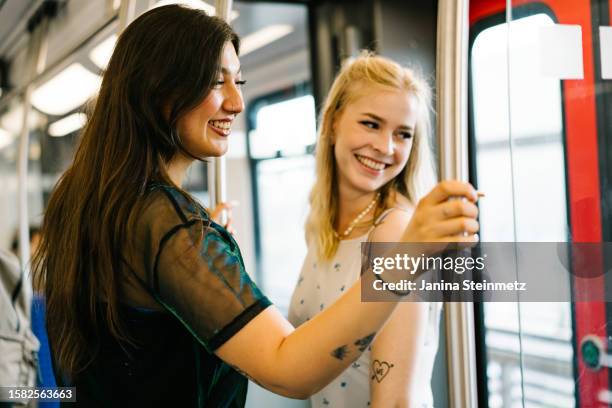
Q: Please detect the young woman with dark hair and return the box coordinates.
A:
[32,5,479,407]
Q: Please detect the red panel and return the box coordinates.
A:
[546,2,606,406]
[470,0,505,25]
[470,0,607,406]
[469,0,534,25]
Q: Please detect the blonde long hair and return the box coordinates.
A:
[306,52,436,260]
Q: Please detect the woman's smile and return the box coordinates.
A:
[208,118,234,137]
[354,153,391,174]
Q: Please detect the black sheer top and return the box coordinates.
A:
[58,183,272,407]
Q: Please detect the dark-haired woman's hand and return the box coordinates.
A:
[210,201,238,235]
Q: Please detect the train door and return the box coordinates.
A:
[470,0,612,406]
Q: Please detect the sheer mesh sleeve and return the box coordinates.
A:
[152,219,271,351]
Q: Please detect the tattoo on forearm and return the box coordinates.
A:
[331,332,376,361]
[371,359,394,383]
[354,332,376,352]
[331,345,349,360]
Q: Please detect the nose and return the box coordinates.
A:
[372,130,395,156]
[222,82,245,114]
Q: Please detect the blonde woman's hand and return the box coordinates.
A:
[210,201,239,235]
[401,180,480,244]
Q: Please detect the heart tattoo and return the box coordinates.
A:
[371,360,394,383]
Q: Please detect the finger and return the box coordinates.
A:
[210,202,232,220]
[437,200,479,220]
[432,218,479,237]
[435,233,480,244]
[422,181,478,206]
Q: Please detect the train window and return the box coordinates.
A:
[249,95,316,158]
[472,13,568,242]
[470,11,574,408]
[247,86,316,314]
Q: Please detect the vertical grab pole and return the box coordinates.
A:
[118,0,137,31]
[210,0,233,224]
[436,0,478,407]
[17,17,49,295]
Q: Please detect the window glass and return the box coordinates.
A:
[249,94,316,314]
[249,95,316,159]
[471,12,574,407]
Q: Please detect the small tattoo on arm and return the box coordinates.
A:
[371,359,394,383]
[331,345,349,360]
[354,332,376,352]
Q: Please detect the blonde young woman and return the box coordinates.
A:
[290,54,442,407]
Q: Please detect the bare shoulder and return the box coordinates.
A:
[392,192,414,211]
[369,196,415,242]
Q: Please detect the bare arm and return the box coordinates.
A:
[369,302,429,408]
[363,208,430,408]
[216,279,395,398]
[215,181,479,399]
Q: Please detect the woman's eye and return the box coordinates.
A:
[360,120,378,129]
[399,132,413,139]
[214,80,246,89]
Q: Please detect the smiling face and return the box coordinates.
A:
[176,42,245,158]
[333,85,419,196]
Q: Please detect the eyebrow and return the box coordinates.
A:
[361,112,414,131]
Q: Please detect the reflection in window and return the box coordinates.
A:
[471,13,574,408]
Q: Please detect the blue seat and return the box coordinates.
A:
[31,294,58,408]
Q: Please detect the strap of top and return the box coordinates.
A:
[366,207,412,242]
[374,208,399,226]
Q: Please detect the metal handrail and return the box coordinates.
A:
[436,0,477,407]
[16,16,49,319]
[209,0,233,221]
[0,12,118,113]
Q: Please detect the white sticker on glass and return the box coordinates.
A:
[539,24,584,79]
[600,26,612,80]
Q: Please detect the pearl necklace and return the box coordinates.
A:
[334,192,380,239]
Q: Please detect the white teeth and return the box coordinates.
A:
[210,120,231,131]
[356,155,386,171]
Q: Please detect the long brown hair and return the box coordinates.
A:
[31,5,239,379]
